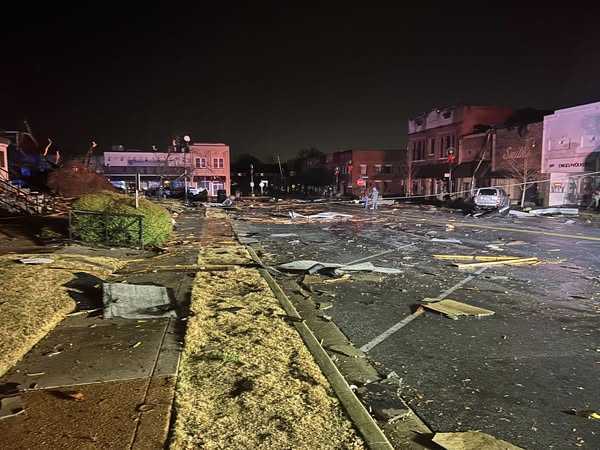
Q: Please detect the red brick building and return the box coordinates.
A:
[407,105,513,196]
[326,149,407,196]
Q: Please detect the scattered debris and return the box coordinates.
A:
[50,390,86,401]
[278,260,401,275]
[508,210,533,218]
[317,301,333,310]
[137,403,155,412]
[509,207,579,218]
[433,255,518,262]
[452,257,539,270]
[432,431,524,449]
[373,407,411,423]
[289,211,353,221]
[422,299,495,320]
[326,344,364,358]
[66,308,102,317]
[0,396,24,420]
[270,233,298,238]
[563,409,600,420]
[431,238,463,244]
[102,283,176,319]
[130,341,143,349]
[25,372,45,377]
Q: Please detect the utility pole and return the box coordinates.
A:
[277,154,285,193]
[250,163,255,196]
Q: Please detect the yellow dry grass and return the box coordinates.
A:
[171,237,365,449]
[0,253,126,377]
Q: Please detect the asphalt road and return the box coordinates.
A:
[232,202,600,450]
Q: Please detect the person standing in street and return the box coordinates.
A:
[370,185,379,211]
[363,185,370,210]
[590,188,600,210]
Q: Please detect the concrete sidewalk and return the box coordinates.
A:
[0,208,204,450]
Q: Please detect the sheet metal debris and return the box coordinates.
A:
[278,260,402,275]
[289,211,353,221]
[422,299,495,320]
[102,283,177,319]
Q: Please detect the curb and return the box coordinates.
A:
[246,245,394,450]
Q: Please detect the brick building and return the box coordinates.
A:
[407,105,513,196]
[326,149,407,196]
[104,142,231,196]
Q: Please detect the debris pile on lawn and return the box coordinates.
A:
[0,253,127,377]
[171,209,365,450]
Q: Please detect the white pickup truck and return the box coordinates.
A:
[473,187,509,212]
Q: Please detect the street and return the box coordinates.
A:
[231,201,600,450]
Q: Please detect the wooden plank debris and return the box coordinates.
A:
[433,255,519,262]
[453,257,539,270]
[422,299,494,320]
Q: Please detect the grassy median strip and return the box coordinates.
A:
[171,241,365,449]
[0,253,126,377]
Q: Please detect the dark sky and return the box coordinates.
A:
[2,5,600,162]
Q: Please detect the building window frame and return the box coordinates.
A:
[218,158,224,169]
[360,164,368,176]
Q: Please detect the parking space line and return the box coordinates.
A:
[359,267,488,353]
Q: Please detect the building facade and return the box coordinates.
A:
[188,143,231,196]
[0,137,9,181]
[542,101,600,206]
[456,122,544,204]
[327,149,407,196]
[407,106,513,196]
[104,143,231,196]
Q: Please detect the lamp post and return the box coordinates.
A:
[447,148,456,195]
[250,163,255,196]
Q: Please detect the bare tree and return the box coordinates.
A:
[503,139,541,208]
[399,152,417,196]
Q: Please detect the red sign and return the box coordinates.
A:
[356,178,366,187]
[447,154,456,165]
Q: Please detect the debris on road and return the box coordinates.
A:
[452,257,540,270]
[433,255,518,262]
[431,238,463,244]
[509,207,579,218]
[564,409,600,420]
[102,283,176,319]
[422,299,495,320]
[432,431,524,449]
[277,259,402,275]
[0,396,24,420]
[289,211,354,222]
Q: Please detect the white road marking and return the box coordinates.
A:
[359,267,488,353]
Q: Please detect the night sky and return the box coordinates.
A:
[2,5,600,162]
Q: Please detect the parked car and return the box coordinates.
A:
[473,187,509,212]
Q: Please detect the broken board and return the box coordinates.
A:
[423,299,494,320]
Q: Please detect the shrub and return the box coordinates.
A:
[72,191,173,247]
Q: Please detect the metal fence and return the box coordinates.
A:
[68,209,144,248]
